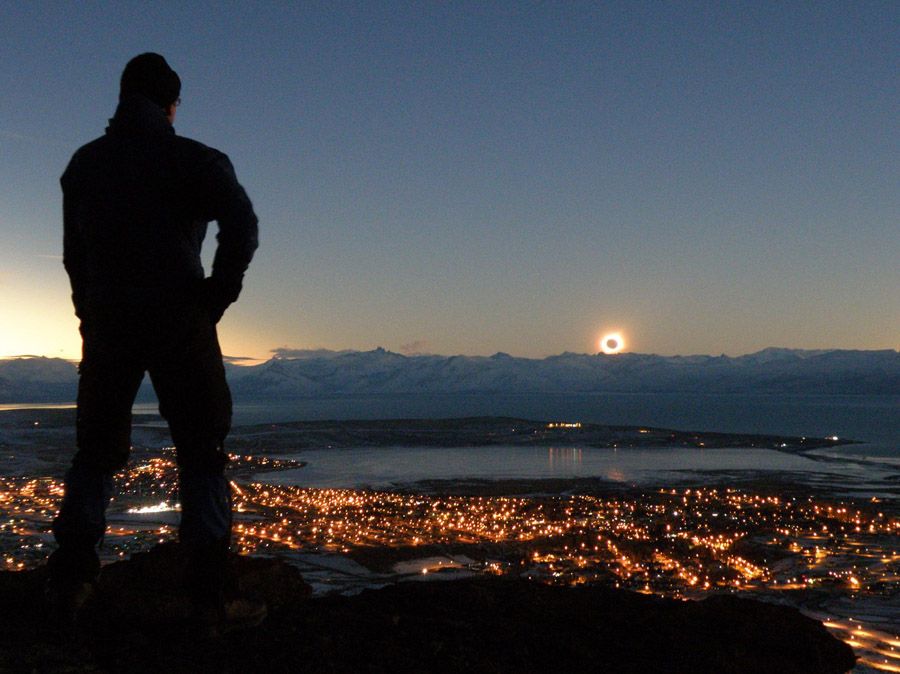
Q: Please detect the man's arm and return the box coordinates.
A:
[201,152,259,322]
[61,165,87,319]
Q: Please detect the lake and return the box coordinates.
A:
[256,444,897,498]
[4,391,897,470]
[226,392,899,452]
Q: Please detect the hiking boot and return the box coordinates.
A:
[193,597,268,639]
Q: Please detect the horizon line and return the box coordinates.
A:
[4,345,898,366]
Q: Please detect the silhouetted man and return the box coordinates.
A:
[50,53,260,634]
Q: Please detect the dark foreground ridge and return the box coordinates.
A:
[0,544,855,673]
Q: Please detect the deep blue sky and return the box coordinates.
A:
[1,2,897,360]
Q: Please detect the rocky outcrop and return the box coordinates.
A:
[0,544,855,673]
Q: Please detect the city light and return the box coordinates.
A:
[0,452,896,663]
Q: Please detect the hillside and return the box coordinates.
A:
[0,544,856,673]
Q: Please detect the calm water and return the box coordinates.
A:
[228,393,899,453]
[258,444,896,494]
[217,393,897,494]
[5,392,896,450]
[4,393,897,479]
[0,393,900,449]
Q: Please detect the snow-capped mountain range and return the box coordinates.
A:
[1,347,897,403]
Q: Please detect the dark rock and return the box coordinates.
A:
[0,545,855,673]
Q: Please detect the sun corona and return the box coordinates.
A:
[600,333,625,355]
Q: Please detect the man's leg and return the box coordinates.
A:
[50,323,144,589]
[149,303,233,606]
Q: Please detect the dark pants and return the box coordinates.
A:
[50,297,233,603]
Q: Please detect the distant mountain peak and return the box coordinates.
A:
[1,348,897,402]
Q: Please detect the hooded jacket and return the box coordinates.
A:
[61,94,258,320]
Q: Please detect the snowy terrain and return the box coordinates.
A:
[1,347,898,402]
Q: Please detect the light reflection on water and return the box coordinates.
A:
[548,447,582,473]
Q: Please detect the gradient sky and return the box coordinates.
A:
[1,2,897,361]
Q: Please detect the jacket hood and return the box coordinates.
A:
[106,93,175,137]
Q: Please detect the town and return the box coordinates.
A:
[0,448,897,671]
